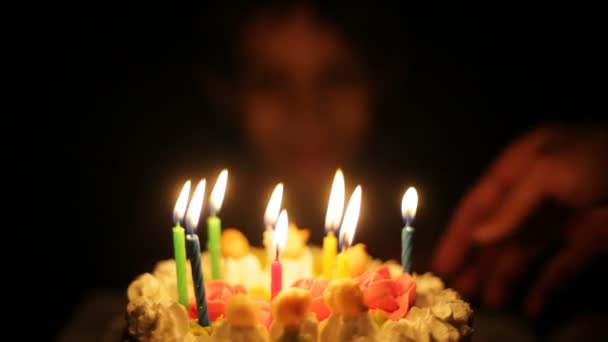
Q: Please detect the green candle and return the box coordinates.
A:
[172,180,191,308]
[207,215,221,279]
[208,169,228,280]
[172,224,189,307]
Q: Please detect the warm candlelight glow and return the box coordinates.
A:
[339,185,362,250]
[186,179,206,233]
[325,169,345,232]
[264,183,284,227]
[173,180,191,225]
[273,209,289,257]
[401,187,418,225]
[209,169,228,215]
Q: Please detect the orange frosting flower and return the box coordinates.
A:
[356,266,416,320]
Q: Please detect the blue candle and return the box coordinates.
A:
[401,225,415,273]
[185,179,210,327]
[400,187,418,273]
[187,234,210,326]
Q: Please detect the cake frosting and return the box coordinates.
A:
[124,228,474,341]
[126,273,206,341]
[269,287,319,341]
[377,275,474,342]
[319,279,378,342]
[211,294,268,342]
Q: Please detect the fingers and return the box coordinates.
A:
[525,243,594,316]
[452,246,501,300]
[432,184,500,276]
[484,124,562,186]
[433,126,559,276]
[452,265,480,300]
[525,208,608,315]
[481,240,544,309]
[473,160,554,244]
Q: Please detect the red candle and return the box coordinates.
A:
[271,258,283,299]
[271,209,289,299]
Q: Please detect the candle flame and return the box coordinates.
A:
[185,179,206,234]
[401,187,418,225]
[325,169,345,232]
[173,180,191,225]
[273,209,289,256]
[264,183,284,228]
[339,185,362,250]
[209,169,228,215]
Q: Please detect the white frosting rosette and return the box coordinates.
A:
[126,273,209,341]
[319,312,378,342]
[414,272,447,307]
[152,260,195,303]
[377,274,474,342]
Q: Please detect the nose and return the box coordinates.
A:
[288,83,327,123]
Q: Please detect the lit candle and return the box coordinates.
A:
[172,180,191,308]
[207,169,228,280]
[264,183,283,263]
[185,179,210,326]
[271,209,289,299]
[401,187,418,273]
[323,169,345,279]
[336,186,362,278]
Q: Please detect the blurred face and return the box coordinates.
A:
[236,8,372,189]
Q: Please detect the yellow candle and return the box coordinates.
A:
[323,232,338,279]
[323,169,345,279]
[336,185,362,279]
[336,250,351,278]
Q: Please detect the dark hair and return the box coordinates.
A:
[194,1,410,103]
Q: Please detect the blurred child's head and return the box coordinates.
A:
[203,1,399,193]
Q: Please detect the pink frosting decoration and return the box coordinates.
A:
[292,278,331,321]
[356,266,416,320]
[188,280,247,322]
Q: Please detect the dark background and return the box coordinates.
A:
[24,1,604,340]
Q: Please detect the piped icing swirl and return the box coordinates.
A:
[319,279,378,342]
[377,273,474,342]
[127,273,208,341]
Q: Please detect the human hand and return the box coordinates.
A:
[432,123,608,315]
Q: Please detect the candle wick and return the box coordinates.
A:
[275,247,279,261]
[339,235,348,252]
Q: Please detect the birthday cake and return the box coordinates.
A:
[124,227,473,342]
[124,173,473,341]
